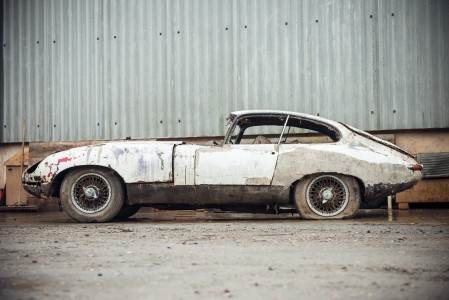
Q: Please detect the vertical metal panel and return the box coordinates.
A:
[1,0,448,143]
[377,0,449,130]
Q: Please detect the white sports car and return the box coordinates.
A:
[22,110,422,222]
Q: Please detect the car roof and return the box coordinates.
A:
[229,110,342,128]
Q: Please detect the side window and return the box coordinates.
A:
[239,125,284,144]
[281,117,340,144]
[281,128,335,144]
[226,115,340,145]
[226,115,287,144]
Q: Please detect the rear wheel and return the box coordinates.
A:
[60,167,124,222]
[294,174,360,219]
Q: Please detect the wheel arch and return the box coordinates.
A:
[48,165,128,201]
[288,172,366,204]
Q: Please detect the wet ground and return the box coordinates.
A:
[1,209,448,299]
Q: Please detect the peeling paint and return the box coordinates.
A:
[245,177,271,185]
[174,145,207,185]
[366,181,416,199]
[194,145,278,185]
[137,155,148,173]
[45,163,59,182]
[115,148,126,157]
[156,152,165,170]
[57,157,72,164]
[25,142,182,188]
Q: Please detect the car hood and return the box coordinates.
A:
[23,141,183,184]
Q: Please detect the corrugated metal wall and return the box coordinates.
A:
[1,0,448,143]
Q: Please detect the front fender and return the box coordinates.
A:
[23,142,181,192]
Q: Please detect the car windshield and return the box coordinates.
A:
[225,114,340,145]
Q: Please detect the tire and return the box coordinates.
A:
[115,205,141,219]
[294,174,360,220]
[60,167,125,222]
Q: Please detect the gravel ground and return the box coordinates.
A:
[0,209,448,300]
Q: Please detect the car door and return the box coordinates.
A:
[194,144,279,185]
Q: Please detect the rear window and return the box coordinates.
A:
[341,123,412,158]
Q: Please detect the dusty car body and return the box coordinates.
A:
[22,110,422,222]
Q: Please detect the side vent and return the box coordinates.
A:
[417,152,449,179]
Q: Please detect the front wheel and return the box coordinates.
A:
[294,174,360,220]
[60,167,125,222]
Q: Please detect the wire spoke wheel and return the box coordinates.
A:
[71,173,112,214]
[294,174,360,220]
[306,175,349,217]
[61,168,124,222]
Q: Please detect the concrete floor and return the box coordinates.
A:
[1,207,449,224]
[0,209,448,299]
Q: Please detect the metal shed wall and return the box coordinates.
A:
[1,0,448,143]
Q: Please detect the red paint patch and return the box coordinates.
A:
[57,157,72,164]
[46,164,58,180]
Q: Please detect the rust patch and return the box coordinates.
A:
[245,178,271,185]
[365,181,415,200]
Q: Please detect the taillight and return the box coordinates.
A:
[408,164,423,171]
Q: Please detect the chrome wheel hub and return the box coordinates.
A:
[71,173,112,214]
[83,186,99,199]
[321,189,333,203]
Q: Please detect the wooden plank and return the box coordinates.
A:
[0,206,39,211]
[398,203,410,210]
[6,166,31,205]
[395,131,449,156]
[396,178,449,203]
[4,148,29,166]
[394,131,449,208]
